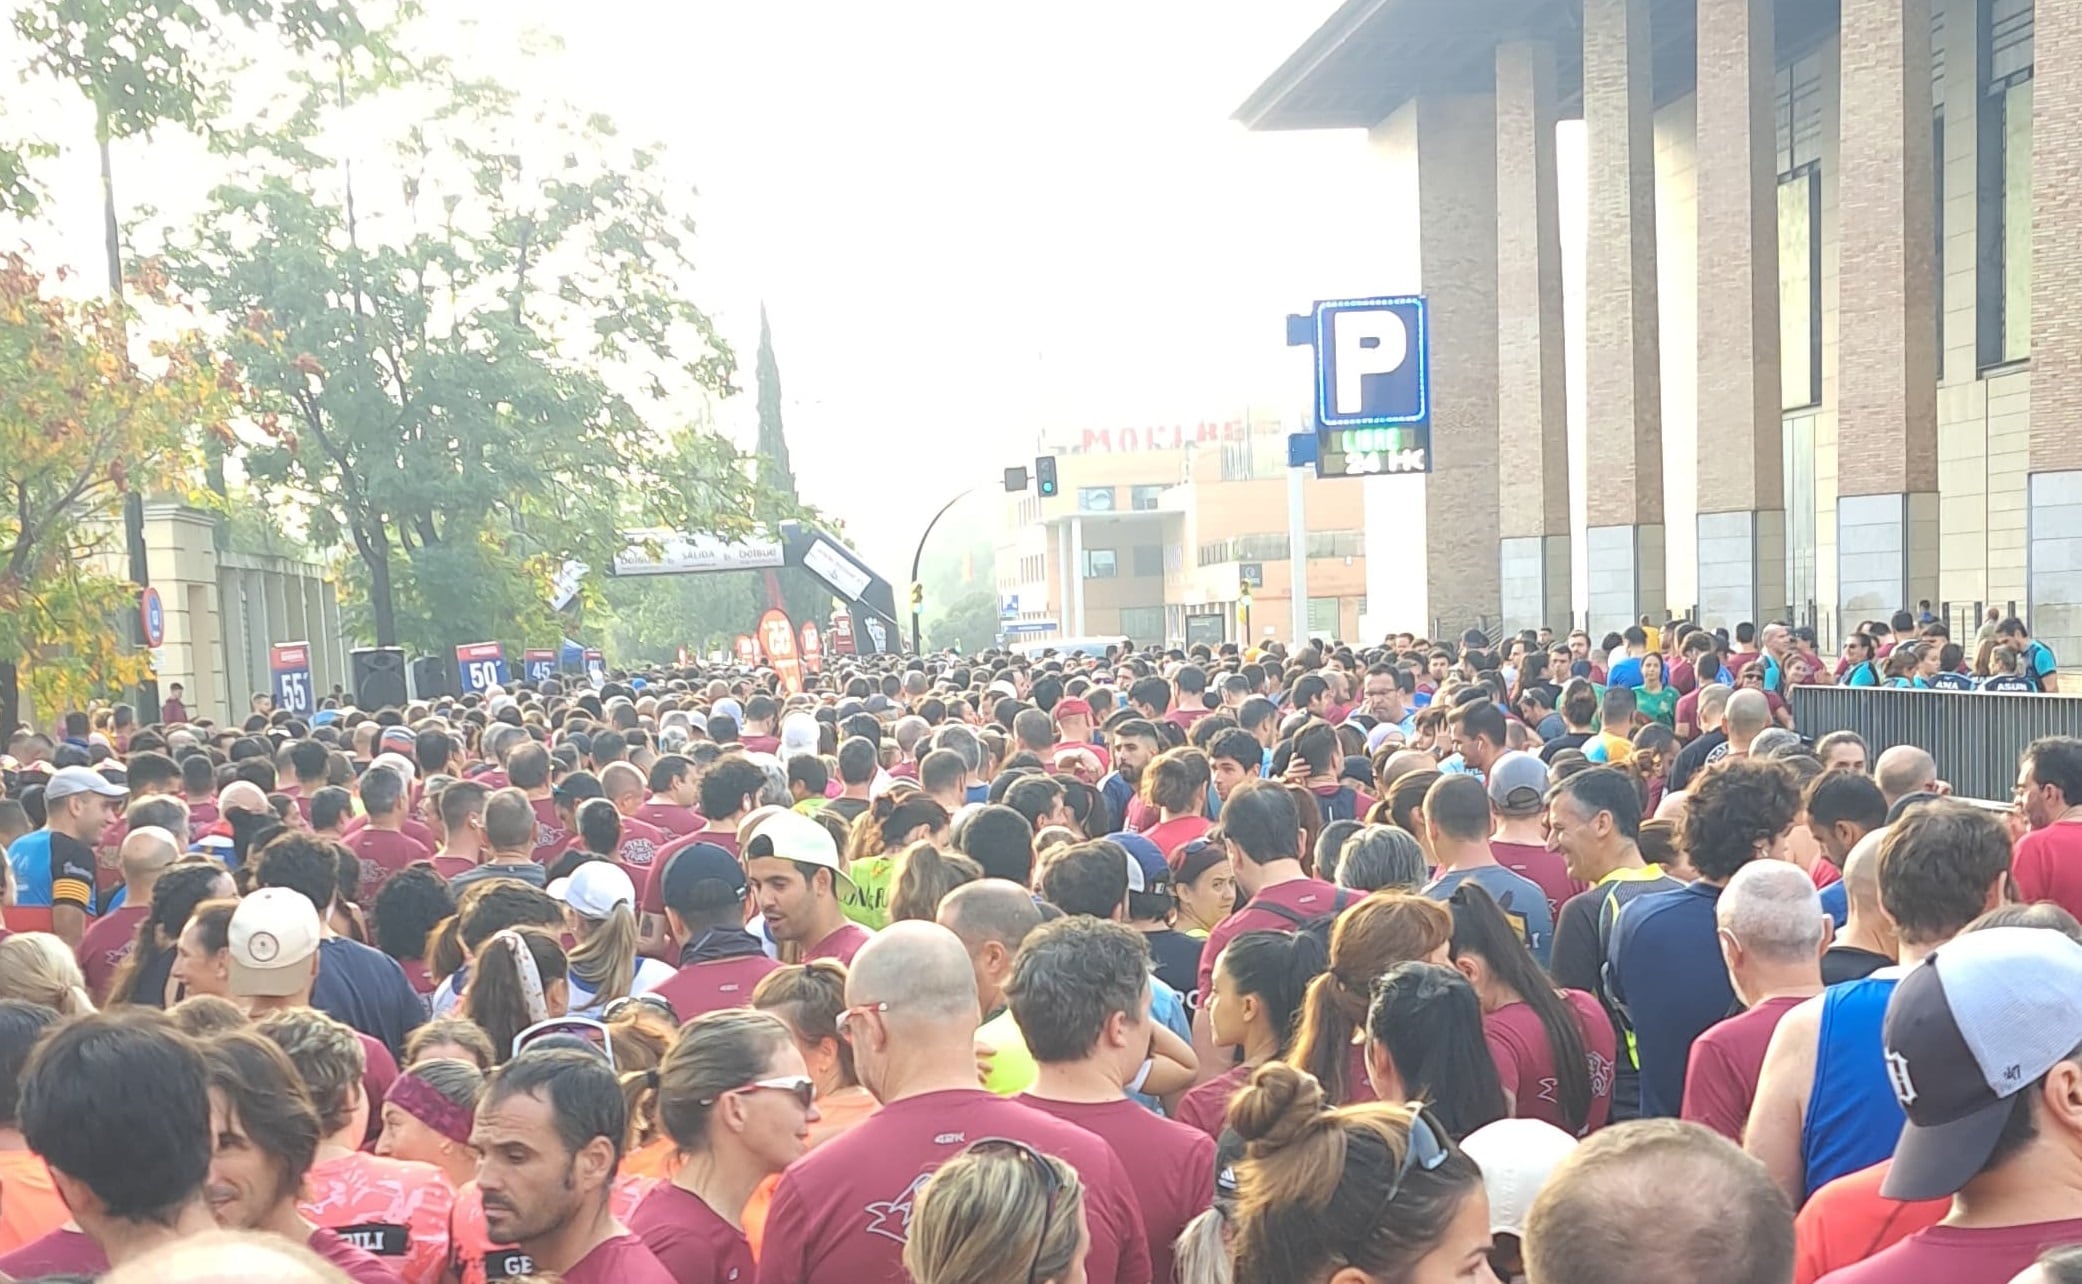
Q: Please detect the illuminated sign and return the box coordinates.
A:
[1317,423,1432,478]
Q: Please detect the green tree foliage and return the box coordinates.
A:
[927,590,1001,654]
[599,570,765,665]
[0,255,234,728]
[166,55,768,653]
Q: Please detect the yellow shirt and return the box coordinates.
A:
[979,1008,1039,1096]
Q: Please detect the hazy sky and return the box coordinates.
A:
[4,2,1414,577]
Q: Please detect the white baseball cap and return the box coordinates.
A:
[228,887,323,998]
[547,859,638,921]
[44,765,127,802]
[743,808,853,894]
[1458,1118,1578,1238]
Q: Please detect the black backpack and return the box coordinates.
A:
[1250,886,1356,954]
[1312,786,1362,824]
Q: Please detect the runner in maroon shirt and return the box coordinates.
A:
[74,824,178,1001]
[472,1048,672,1284]
[635,754,703,840]
[648,843,780,1021]
[600,763,669,872]
[1007,918,1214,1284]
[346,766,433,901]
[744,811,871,967]
[639,757,767,958]
[757,922,1150,1284]
[631,1009,814,1284]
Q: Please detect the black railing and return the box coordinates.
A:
[1787,685,2082,803]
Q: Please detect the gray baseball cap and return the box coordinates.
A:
[1484,751,1550,815]
[1880,926,2082,1201]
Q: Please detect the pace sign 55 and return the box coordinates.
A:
[1306,295,1432,478]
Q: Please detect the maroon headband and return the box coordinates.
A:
[385,1072,475,1146]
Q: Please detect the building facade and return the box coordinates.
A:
[1241,0,2075,662]
[995,415,1370,648]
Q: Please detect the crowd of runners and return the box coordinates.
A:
[0,611,2078,1284]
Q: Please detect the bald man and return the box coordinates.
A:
[1821,828,1896,984]
[598,761,668,872]
[939,878,1051,1094]
[1873,745,1942,810]
[755,920,1152,1284]
[1722,689,1773,758]
[75,825,180,1002]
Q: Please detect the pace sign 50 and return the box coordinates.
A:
[1304,295,1432,478]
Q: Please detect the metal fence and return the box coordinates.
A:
[1788,685,2082,803]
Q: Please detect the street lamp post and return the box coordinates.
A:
[910,485,985,654]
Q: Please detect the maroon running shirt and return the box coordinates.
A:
[755,1087,1151,1284]
[649,956,780,1021]
[75,902,148,1001]
[1196,877,1344,997]
[559,1232,675,1284]
[1481,992,1615,1135]
[1681,993,1808,1142]
[630,1181,756,1284]
[346,827,435,901]
[1017,1095,1214,1284]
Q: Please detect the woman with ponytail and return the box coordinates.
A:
[106,861,236,1007]
[1286,892,1452,1105]
[841,791,950,929]
[1226,1061,1492,1284]
[1175,929,1327,1138]
[460,927,567,1061]
[888,842,982,923]
[1448,881,1614,1136]
[553,859,675,1016]
[0,934,94,1015]
[1364,962,1509,1142]
[628,1010,816,1284]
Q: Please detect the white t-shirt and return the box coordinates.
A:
[567,956,679,1017]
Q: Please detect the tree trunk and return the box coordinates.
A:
[96,109,122,304]
[368,544,398,648]
[0,659,21,736]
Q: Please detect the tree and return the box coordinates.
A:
[927,590,1001,655]
[750,303,827,623]
[599,570,764,665]
[167,58,765,654]
[0,255,233,728]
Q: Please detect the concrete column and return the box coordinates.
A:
[1414,92,1503,637]
[1583,0,1667,637]
[1694,0,1787,632]
[2032,0,2082,670]
[1068,516,1086,636]
[1495,39,1573,638]
[1837,0,1939,623]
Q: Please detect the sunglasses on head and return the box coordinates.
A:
[512,1016,616,1070]
[601,992,680,1026]
[965,1137,1063,1284]
[1383,1102,1452,1204]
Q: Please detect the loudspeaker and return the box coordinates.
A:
[410,654,457,700]
[350,647,407,710]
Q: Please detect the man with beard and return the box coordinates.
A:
[1099,718,1161,832]
[200,1031,400,1284]
[471,1048,671,1284]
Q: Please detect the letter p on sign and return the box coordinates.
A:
[1310,295,1430,430]
[1332,308,1408,416]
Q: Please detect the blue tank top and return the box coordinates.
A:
[1800,975,1905,1200]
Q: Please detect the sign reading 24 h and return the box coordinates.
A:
[1306,295,1432,478]
[455,641,509,695]
[270,642,313,716]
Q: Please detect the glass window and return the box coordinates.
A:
[1130,485,1164,511]
[1119,606,1164,643]
[1779,169,1821,409]
[1306,597,1341,635]
[1131,545,1163,577]
[1083,549,1117,578]
[1077,487,1116,513]
[1979,0,2033,368]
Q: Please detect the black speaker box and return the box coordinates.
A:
[410,654,457,700]
[350,647,407,710]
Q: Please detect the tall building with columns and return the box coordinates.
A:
[1240,0,2072,666]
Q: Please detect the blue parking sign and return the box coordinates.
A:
[1312,296,1430,429]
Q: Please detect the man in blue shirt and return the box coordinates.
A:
[1999,616,2061,692]
[1604,626,1650,689]
[1609,756,1802,1117]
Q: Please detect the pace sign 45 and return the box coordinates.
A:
[1303,295,1432,478]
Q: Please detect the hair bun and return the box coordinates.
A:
[1227,1062,1327,1152]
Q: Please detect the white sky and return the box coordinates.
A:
[2,1,1422,576]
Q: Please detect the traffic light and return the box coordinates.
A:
[1034,455,1059,498]
[909,582,924,611]
[1238,575,1253,604]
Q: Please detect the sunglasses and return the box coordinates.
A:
[966,1138,1062,1284]
[512,1016,617,1070]
[702,1075,817,1109]
[1384,1102,1451,1204]
[602,992,680,1026]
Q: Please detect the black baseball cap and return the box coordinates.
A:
[659,841,749,913]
